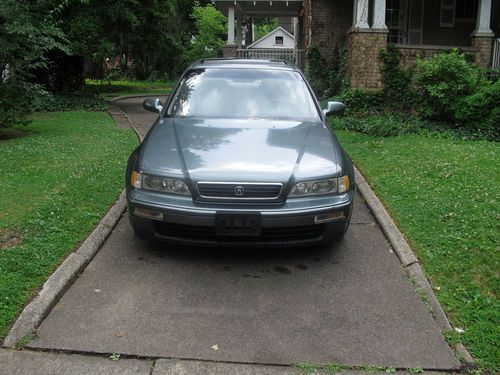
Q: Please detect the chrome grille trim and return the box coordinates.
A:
[196,181,283,200]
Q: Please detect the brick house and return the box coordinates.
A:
[214,0,499,90]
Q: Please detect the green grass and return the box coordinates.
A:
[0,112,138,339]
[335,130,499,372]
[85,79,174,99]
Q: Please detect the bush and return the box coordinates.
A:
[32,92,108,112]
[454,80,500,139]
[379,44,415,110]
[341,89,385,115]
[0,81,31,128]
[414,49,485,121]
[330,115,422,137]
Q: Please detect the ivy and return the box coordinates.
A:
[305,46,349,99]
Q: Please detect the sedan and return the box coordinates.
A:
[125,59,354,247]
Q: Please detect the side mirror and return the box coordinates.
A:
[323,101,345,117]
[143,98,163,113]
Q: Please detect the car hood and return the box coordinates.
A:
[139,117,341,183]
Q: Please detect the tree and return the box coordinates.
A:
[254,18,278,41]
[0,0,68,128]
[184,2,227,64]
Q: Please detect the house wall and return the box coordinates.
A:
[303,0,353,61]
[421,0,500,47]
[301,0,499,89]
[421,0,474,47]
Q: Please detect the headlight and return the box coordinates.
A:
[131,172,191,196]
[288,176,349,197]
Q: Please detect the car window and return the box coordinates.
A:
[167,68,320,121]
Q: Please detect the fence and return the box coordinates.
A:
[236,48,304,68]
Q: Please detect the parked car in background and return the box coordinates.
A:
[126,59,354,247]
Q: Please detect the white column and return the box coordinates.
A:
[236,15,242,47]
[227,5,235,44]
[353,0,370,29]
[473,0,493,35]
[372,0,387,30]
[293,17,299,49]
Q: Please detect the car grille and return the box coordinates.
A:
[154,222,325,243]
[197,182,283,200]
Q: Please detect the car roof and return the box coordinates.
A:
[189,58,298,71]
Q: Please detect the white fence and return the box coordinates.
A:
[236,48,304,67]
[492,38,500,69]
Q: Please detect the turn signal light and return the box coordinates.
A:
[134,207,163,220]
[314,211,345,223]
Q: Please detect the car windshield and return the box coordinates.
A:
[167,68,320,121]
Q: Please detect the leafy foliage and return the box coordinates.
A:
[414,49,485,120]
[254,18,279,41]
[306,46,353,98]
[0,0,68,128]
[305,46,330,98]
[454,80,500,139]
[330,115,421,137]
[184,2,227,64]
[379,44,415,110]
[32,93,108,112]
[341,89,386,115]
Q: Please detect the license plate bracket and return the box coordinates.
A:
[215,212,262,236]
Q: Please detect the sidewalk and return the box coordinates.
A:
[0,349,452,375]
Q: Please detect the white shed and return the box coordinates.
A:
[247,26,294,49]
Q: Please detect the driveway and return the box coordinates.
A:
[27,97,458,369]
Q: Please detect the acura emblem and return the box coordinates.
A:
[234,186,245,197]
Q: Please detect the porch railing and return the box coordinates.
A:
[236,48,304,67]
[493,38,500,69]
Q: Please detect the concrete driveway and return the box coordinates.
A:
[27,97,458,369]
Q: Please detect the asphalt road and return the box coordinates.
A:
[28,97,458,369]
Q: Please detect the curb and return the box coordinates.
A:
[353,166,474,365]
[107,93,169,103]
[2,106,141,348]
[107,101,146,142]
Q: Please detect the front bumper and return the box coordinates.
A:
[127,188,354,247]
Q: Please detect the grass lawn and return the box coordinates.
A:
[85,79,174,99]
[0,112,138,339]
[335,130,499,371]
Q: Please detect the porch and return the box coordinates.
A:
[214,0,498,88]
[303,0,498,88]
[212,0,305,67]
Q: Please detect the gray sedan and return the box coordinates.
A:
[125,59,354,246]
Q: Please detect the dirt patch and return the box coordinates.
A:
[0,227,22,250]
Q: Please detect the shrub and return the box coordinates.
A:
[454,80,500,139]
[0,82,31,128]
[379,44,415,110]
[330,115,421,137]
[341,89,385,115]
[414,49,485,121]
[32,92,108,112]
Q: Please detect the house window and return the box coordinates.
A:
[275,36,284,45]
[440,0,456,27]
[455,0,477,20]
